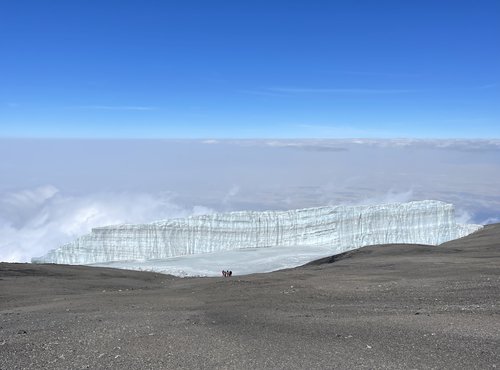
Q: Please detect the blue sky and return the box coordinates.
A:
[1,0,499,138]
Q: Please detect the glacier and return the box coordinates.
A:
[32,200,482,276]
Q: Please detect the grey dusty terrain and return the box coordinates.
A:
[1,225,499,370]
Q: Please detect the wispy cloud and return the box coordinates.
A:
[475,83,497,90]
[242,82,496,97]
[293,123,388,137]
[74,105,155,111]
[267,87,419,94]
[328,70,424,78]
[238,89,288,97]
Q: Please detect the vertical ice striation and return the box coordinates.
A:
[32,200,482,265]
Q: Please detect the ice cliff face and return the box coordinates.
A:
[32,200,482,265]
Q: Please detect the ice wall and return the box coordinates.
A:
[32,200,482,265]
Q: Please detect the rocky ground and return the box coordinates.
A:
[1,224,499,369]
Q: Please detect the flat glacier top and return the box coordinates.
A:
[92,244,335,277]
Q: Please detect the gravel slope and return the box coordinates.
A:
[1,224,499,369]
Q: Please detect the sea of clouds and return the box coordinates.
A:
[1,139,499,262]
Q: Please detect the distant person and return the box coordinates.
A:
[229,271,232,277]
[222,270,226,277]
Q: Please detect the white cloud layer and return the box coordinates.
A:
[0,186,213,262]
[0,139,499,263]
